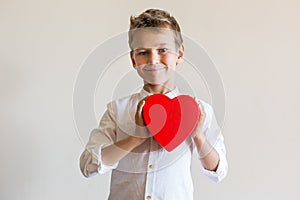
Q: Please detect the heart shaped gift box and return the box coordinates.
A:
[143,94,200,152]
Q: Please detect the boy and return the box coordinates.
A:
[80,9,228,200]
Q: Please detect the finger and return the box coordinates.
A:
[136,100,146,126]
[198,101,204,112]
[137,100,145,114]
[193,97,205,117]
[137,96,149,113]
[137,96,148,108]
[196,101,205,119]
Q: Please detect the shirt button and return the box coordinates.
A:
[149,164,154,169]
[146,195,151,200]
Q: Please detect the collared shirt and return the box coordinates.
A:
[80,88,228,200]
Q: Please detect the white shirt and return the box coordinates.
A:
[80,88,228,200]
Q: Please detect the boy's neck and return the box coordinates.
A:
[143,83,175,94]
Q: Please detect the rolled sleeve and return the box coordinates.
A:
[198,100,228,182]
[80,103,119,177]
[201,137,228,182]
[97,144,119,174]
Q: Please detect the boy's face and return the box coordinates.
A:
[130,28,184,86]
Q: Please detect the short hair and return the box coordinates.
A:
[128,9,183,50]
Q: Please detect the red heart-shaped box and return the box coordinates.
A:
[143,94,200,152]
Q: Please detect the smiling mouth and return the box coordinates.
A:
[144,68,165,72]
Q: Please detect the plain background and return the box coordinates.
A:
[1,0,299,199]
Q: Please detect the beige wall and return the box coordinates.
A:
[1,0,299,199]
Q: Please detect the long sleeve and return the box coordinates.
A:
[198,101,228,182]
[79,103,119,178]
[79,88,225,199]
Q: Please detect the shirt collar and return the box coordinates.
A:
[140,87,180,99]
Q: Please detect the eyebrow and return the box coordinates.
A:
[134,43,170,50]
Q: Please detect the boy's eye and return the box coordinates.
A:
[137,51,147,56]
[158,48,168,53]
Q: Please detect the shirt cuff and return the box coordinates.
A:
[201,152,228,182]
[96,144,119,174]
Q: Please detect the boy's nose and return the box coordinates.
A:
[148,51,160,64]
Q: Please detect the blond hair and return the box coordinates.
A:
[128,9,183,50]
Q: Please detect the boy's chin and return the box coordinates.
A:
[144,80,166,86]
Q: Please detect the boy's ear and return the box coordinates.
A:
[130,51,137,68]
[176,44,184,65]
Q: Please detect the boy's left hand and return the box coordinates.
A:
[191,98,206,139]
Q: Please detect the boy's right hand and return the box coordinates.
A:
[132,97,151,140]
[135,97,148,126]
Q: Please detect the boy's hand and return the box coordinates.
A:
[132,97,151,140]
[192,98,206,139]
[135,97,148,127]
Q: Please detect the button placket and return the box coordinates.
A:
[144,138,159,199]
